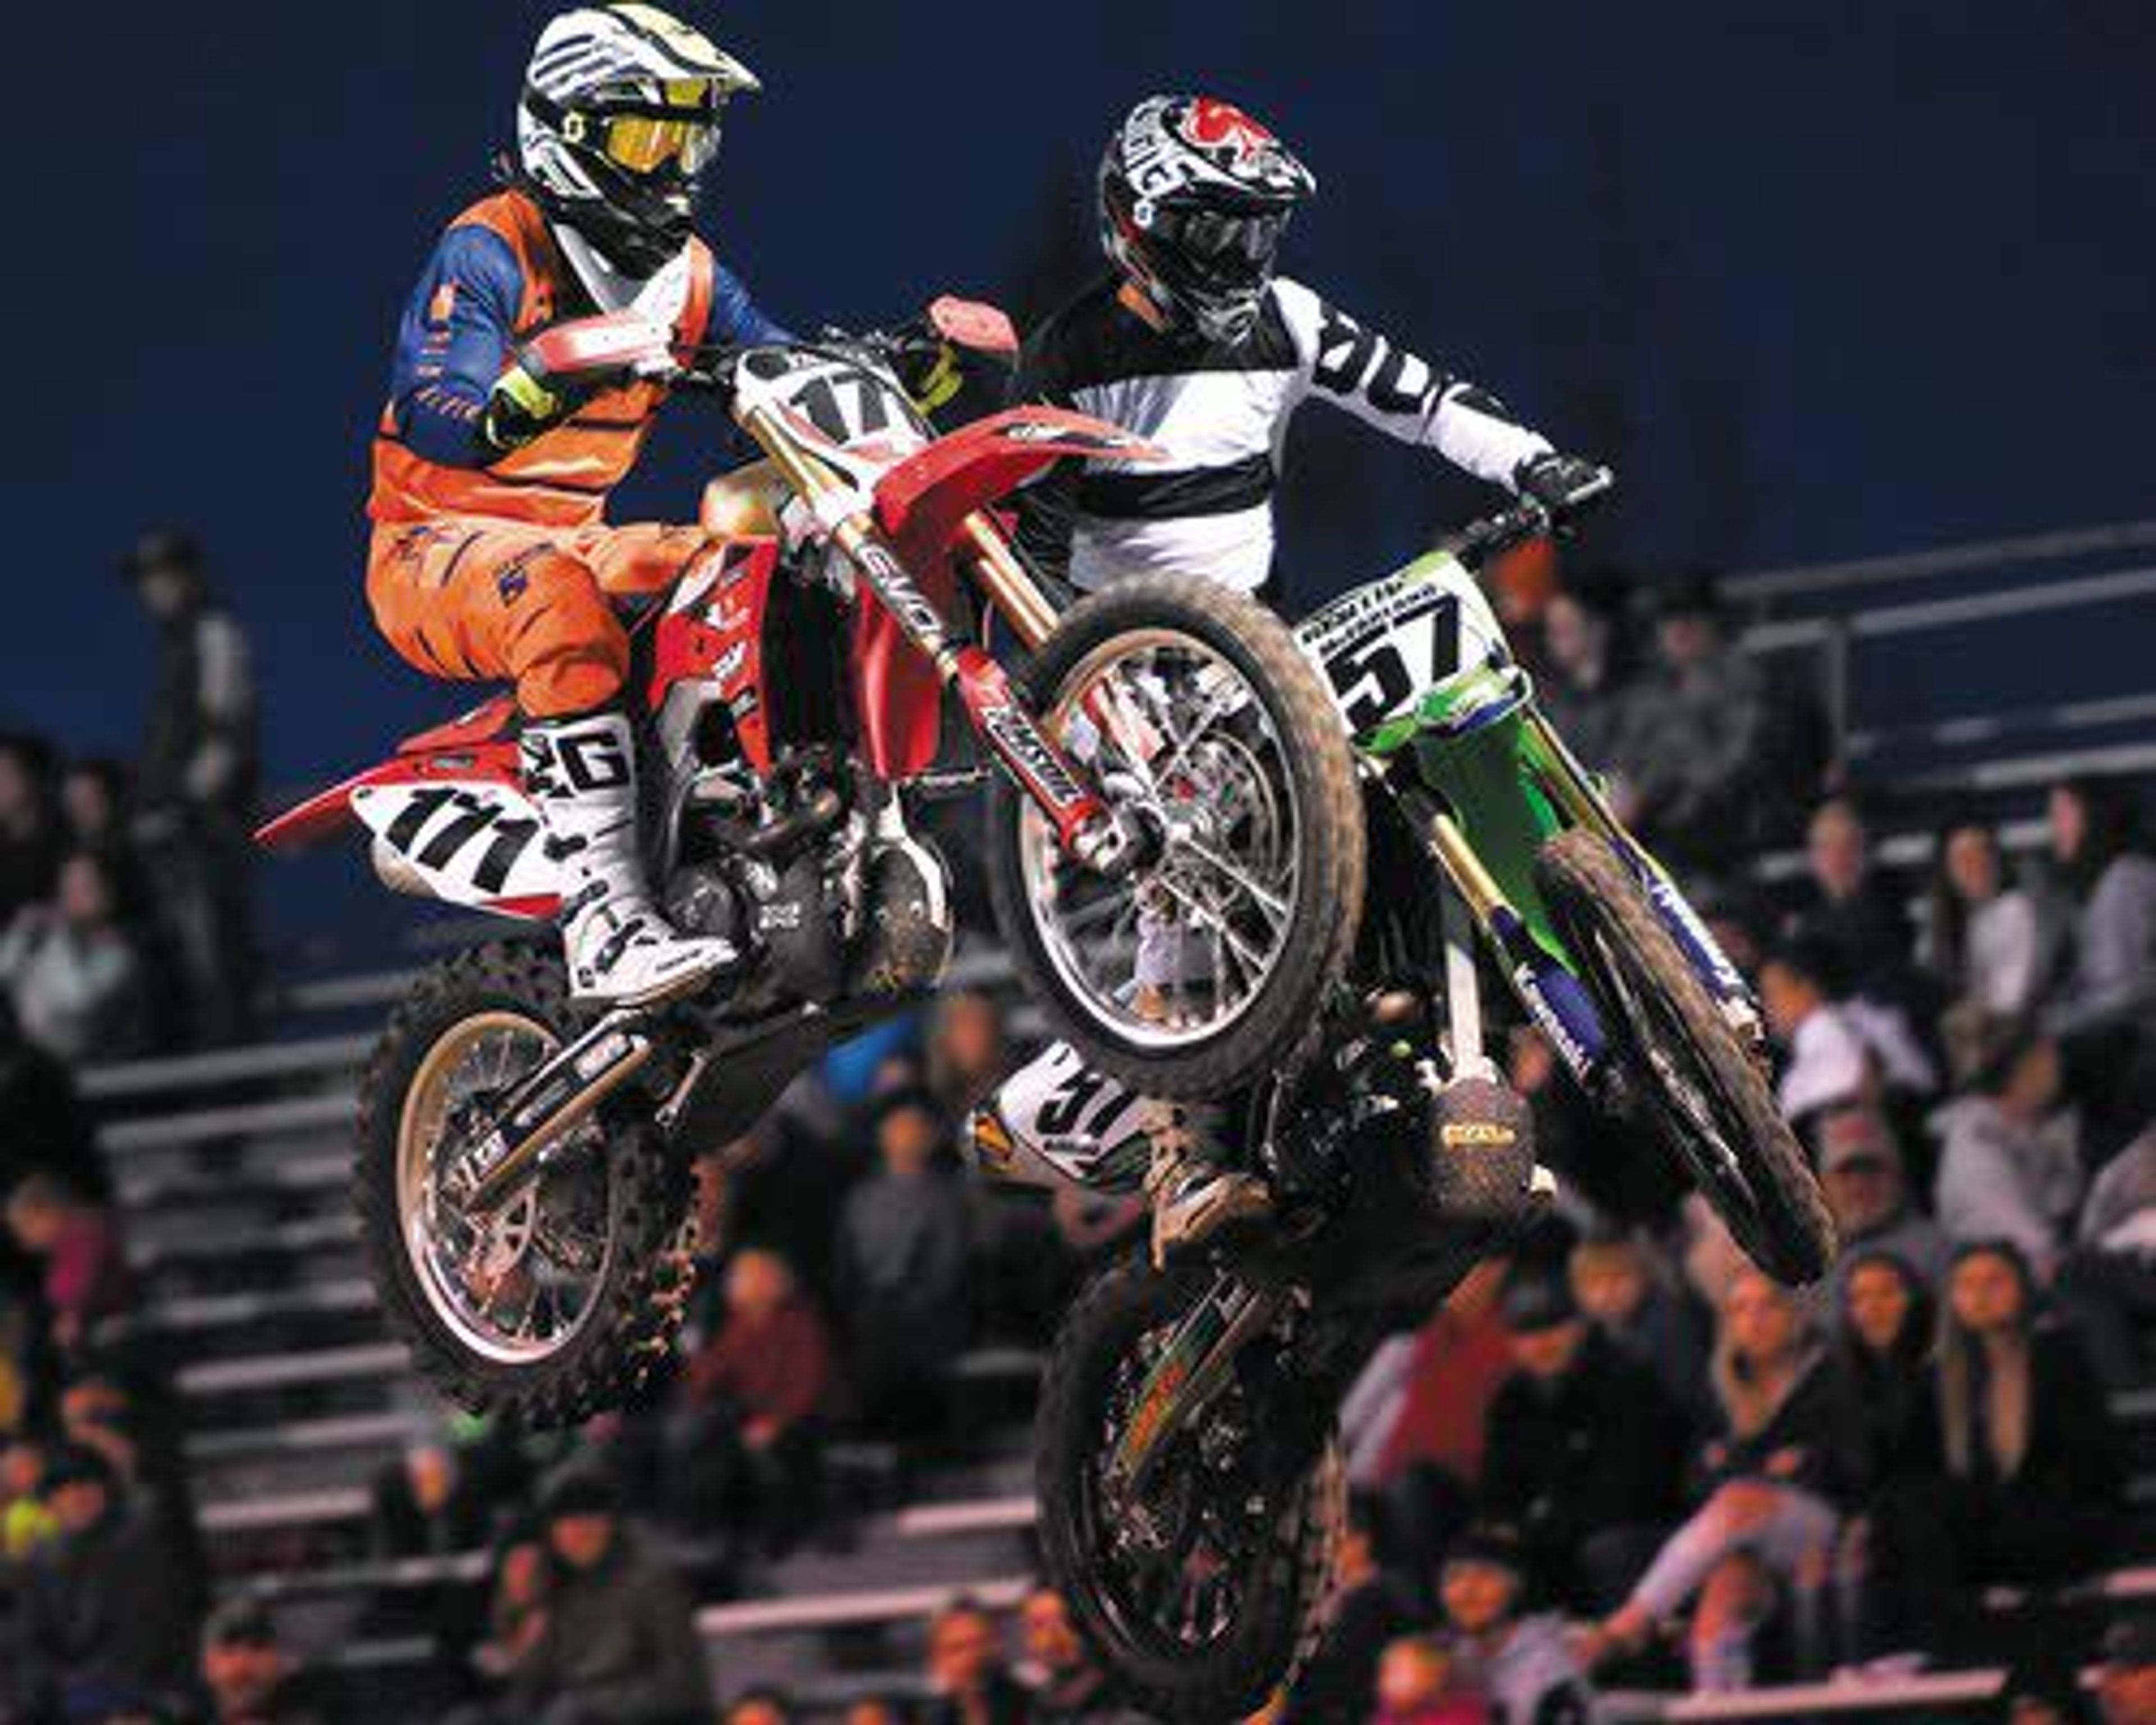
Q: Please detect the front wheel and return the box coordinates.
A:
[1534,828,1836,1285]
[353,944,695,1426]
[1035,1256,1343,1723]
[986,573,1365,1099]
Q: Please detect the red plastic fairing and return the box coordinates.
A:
[648,539,782,774]
[482,893,562,921]
[873,409,1164,572]
[852,548,959,780]
[253,746,523,852]
[521,311,678,380]
[396,695,518,755]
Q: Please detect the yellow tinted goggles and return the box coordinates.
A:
[566,83,723,174]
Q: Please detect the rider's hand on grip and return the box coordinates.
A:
[1515,451,1614,528]
[481,321,654,455]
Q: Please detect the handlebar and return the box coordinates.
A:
[1447,466,1615,568]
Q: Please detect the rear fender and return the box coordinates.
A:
[255,749,561,921]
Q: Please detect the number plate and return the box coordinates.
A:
[350,781,559,910]
[1298,579,1463,734]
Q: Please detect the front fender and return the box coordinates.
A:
[872,407,1164,571]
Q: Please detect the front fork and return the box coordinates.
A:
[1408,702,1763,1094]
[739,407,1132,874]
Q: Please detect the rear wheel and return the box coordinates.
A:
[986,573,1364,1099]
[1035,1256,1342,1722]
[1534,829,1836,1285]
[354,944,694,1425]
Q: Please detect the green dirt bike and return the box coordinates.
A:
[1008,481,1835,1722]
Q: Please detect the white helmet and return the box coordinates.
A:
[516,3,760,277]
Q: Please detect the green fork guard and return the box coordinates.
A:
[1396,661,1575,957]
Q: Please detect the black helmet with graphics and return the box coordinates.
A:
[1099,94,1316,343]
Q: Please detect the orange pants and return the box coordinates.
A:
[366,518,711,718]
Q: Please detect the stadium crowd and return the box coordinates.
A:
[0,540,2152,1724]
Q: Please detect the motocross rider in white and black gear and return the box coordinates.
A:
[971,93,1606,1261]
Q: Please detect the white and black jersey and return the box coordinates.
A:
[1012,273,1552,593]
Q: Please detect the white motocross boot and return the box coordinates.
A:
[521,711,738,1008]
[1141,1097,1272,1266]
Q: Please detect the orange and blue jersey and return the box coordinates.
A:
[369,188,787,530]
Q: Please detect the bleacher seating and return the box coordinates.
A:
[62,526,2156,1717]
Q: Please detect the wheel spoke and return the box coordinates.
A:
[1170,834,1294,931]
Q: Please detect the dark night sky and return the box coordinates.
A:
[4,0,2152,787]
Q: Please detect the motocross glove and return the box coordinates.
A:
[481,343,618,456]
[1515,451,1614,517]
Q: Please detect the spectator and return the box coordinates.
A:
[0,991,106,1208]
[665,1247,829,1549]
[1932,1017,2084,1276]
[1291,1495,1424,1724]
[1788,798,1915,1003]
[369,1435,491,1559]
[833,1088,972,1440]
[723,1115,871,1309]
[1757,938,1871,1128]
[1995,1652,2095,1725]
[1589,1271,1839,1690]
[124,528,260,1047]
[1609,572,1812,873]
[1356,1262,1517,1567]
[1820,1250,1939,1654]
[13,1443,197,1721]
[1439,1524,1599,1724]
[58,759,154,927]
[2096,1617,2156,1725]
[5,1172,136,1353]
[1566,1230,1714,1432]
[0,1289,29,1433]
[1814,1107,1947,1294]
[1367,1633,1485,1725]
[724,1688,798,1725]
[2045,777,2156,1038]
[2,1433,57,1558]
[498,1470,710,1725]
[2062,1120,2156,1384]
[1478,1271,1686,1611]
[467,1517,551,1690]
[0,850,154,1062]
[59,1358,205,1601]
[1924,817,2052,1019]
[844,1700,912,1725]
[0,730,61,927]
[186,1600,327,1725]
[1019,1585,1131,1723]
[1886,1242,2122,1629]
[1537,580,1633,770]
[928,991,1010,1120]
[921,1595,1031,1725]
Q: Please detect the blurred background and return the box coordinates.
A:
[1,2,2153,1723]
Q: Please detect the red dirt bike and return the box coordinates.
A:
[259,300,1364,1422]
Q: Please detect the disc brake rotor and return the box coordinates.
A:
[398,1012,616,1366]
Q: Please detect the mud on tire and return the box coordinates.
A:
[353,943,694,1427]
[1035,1255,1344,1722]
